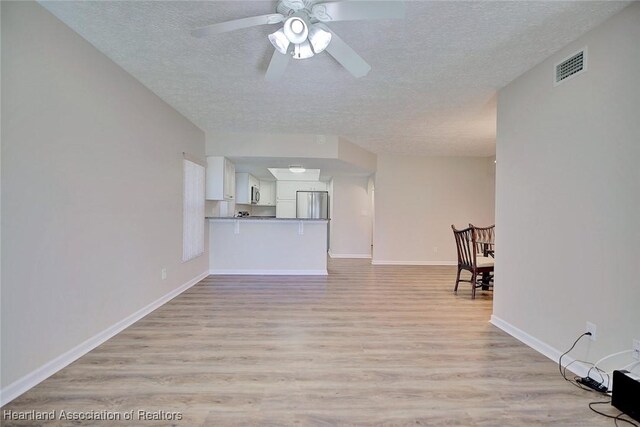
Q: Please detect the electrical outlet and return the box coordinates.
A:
[586,322,597,341]
[433,246,439,254]
[633,339,640,361]
[161,268,167,280]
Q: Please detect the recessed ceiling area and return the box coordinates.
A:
[232,156,373,181]
[41,1,631,156]
[268,168,321,181]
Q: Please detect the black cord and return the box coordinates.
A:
[559,332,589,378]
[589,401,639,427]
[588,365,611,390]
[558,332,605,392]
[558,334,637,426]
[616,413,639,427]
[563,359,602,392]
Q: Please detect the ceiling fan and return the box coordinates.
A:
[191,0,405,80]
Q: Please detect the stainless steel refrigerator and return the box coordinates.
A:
[296,191,329,219]
[296,191,330,251]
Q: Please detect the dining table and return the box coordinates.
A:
[477,240,495,257]
[477,239,494,289]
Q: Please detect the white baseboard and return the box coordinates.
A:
[490,315,591,379]
[328,251,371,259]
[0,271,209,407]
[371,260,457,266]
[209,269,328,276]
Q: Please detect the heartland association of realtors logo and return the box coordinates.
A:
[2,409,183,421]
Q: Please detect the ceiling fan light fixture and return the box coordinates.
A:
[293,40,314,59]
[283,14,309,44]
[289,165,306,173]
[308,23,332,54]
[268,29,290,54]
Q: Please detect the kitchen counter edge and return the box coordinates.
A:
[207,217,329,221]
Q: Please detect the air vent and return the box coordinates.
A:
[555,48,587,85]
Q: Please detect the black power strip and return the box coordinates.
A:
[577,376,608,393]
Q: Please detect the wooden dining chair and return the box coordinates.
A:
[469,223,495,258]
[452,225,495,299]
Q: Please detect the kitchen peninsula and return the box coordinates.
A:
[208,217,329,275]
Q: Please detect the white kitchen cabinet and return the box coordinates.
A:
[311,182,327,191]
[276,180,327,201]
[276,181,299,201]
[258,180,276,206]
[206,156,235,201]
[224,159,236,200]
[235,173,260,204]
[275,180,327,218]
[249,175,260,190]
[276,199,296,218]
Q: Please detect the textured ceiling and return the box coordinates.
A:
[41,1,630,156]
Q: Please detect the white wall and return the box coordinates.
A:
[1,1,207,399]
[373,155,495,264]
[329,175,372,258]
[207,132,340,158]
[493,3,640,368]
[337,137,377,173]
[206,133,377,175]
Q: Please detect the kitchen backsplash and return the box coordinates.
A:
[206,201,275,217]
[251,205,276,217]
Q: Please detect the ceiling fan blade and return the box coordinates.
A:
[191,14,284,38]
[281,0,306,11]
[265,50,291,81]
[324,30,371,78]
[312,1,405,22]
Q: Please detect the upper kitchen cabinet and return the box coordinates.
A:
[276,180,327,201]
[235,173,260,204]
[275,180,327,218]
[276,181,298,201]
[206,156,235,201]
[311,181,327,191]
[257,180,276,206]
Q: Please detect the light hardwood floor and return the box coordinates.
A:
[3,259,615,426]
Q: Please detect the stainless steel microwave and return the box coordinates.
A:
[250,186,260,204]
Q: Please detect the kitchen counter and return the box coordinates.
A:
[206,216,329,221]
[208,217,328,275]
